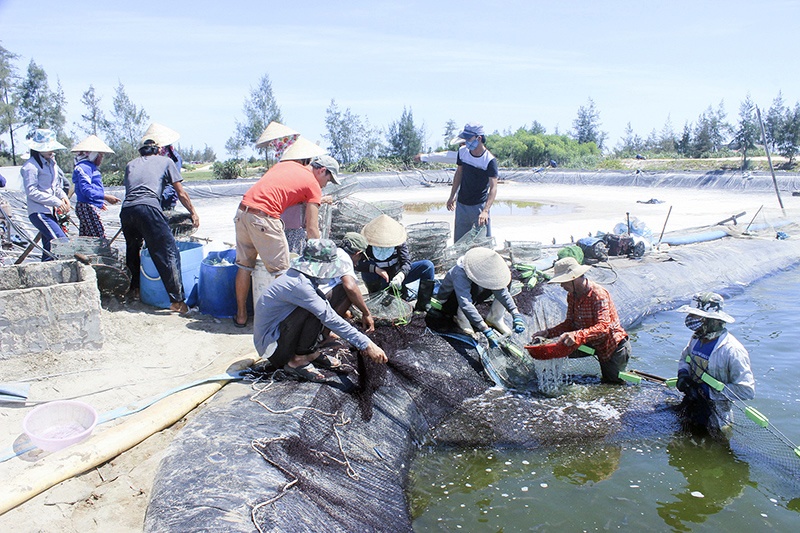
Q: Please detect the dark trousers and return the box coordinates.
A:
[29,212,66,262]
[441,283,492,318]
[120,204,184,303]
[362,260,436,294]
[270,284,348,367]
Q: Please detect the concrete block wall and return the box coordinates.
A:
[0,260,104,358]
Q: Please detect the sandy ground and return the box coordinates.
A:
[0,180,796,532]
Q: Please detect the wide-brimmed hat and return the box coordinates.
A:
[361,214,407,248]
[311,154,340,185]
[71,134,114,154]
[290,239,347,279]
[255,121,299,149]
[340,232,368,254]
[676,292,735,323]
[280,136,326,161]
[141,122,180,148]
[547,257,592,283]
[458,122,485,140]
[462,247,511,290]
[26,129,66,152]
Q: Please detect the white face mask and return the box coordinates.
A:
[372,246,394,261]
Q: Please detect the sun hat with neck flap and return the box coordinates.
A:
[676,292,735,323]
[547,256,592,284]
[290,239,347,279]
[27,129,66,152]
[462,247,511,290]
[361,214,407,248]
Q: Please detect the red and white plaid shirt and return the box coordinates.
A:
[543,281,627,361]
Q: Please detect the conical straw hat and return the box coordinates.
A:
[463,247,511,290]
[280,136,326,161]
[141,122,180,147]
[255,121,299,149]
[71,134,114,154]
[361,214,407,248]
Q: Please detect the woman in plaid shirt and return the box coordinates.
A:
[533,257,630,383]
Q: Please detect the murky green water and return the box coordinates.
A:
[404,200,575,217]
[410,268,800,531]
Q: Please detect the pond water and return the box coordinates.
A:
[404,200,575,218]
[409,267,800,531]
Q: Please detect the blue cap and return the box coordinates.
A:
[458,123,485,140]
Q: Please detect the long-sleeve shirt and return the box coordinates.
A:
[436,261,518,333]
[73,160,106,208]
[678,330,755,428]
[541,281,627,361]
[21,156,67,216]
[253,268,370,357]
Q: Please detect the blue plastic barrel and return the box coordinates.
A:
[140,241,204,308]
[198,248,238,318]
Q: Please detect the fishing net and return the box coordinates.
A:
[719,388,800,489]
[146,314,492,532]
[50,235,130,295]
[372,200,404,221]
[406,221,450,270]
[351,288,413,326]
[502,240,543,264]
[165,210,197,238]
[440,225,496,272]
[323,176,360,202]
[327,197,396,243]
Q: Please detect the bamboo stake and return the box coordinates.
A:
[755,106,785,215]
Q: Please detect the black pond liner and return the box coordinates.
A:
[146,200,800,532]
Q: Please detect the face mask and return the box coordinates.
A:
[466,138,480,151]
[684,314,704,332]
[372,246,394,261]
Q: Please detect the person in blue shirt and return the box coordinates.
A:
[71,135,120,238]
[253,239,387,382]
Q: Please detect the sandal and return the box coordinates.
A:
[312,353,342,370]
[283,363,326,382]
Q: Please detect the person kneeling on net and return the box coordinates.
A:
[253,239,387,382]
[675,292,754,434]
[427,247,525,346]
[531,257,630,384]
[355,214,436,312]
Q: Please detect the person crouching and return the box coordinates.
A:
[253,239,387,382]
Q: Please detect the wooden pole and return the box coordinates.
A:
[657,205,673,245]
[756,106,786,215]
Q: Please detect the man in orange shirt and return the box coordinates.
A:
[233,137,339,327]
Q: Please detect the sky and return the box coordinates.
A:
[1,0,799,159]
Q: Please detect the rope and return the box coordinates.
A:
[247,372,359,531]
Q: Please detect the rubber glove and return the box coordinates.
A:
[389,271,405,290]
[676,370,692,394]
[483,329,500,348]
[512,314,526,334]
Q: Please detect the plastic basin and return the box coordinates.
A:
[22,400,98,452]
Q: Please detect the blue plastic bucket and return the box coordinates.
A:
[140,241,204,308]
[199,248,238,318]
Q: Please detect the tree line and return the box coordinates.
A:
[5,40,800,177]
[0,43,216,177]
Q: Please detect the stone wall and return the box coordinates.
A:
[0,260,103,358]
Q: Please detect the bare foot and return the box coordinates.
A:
[170,301,189,315]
